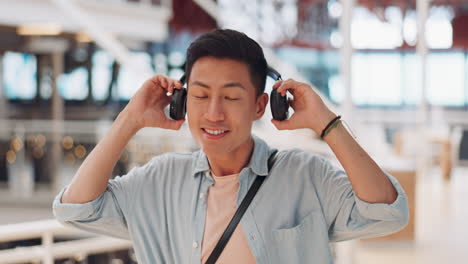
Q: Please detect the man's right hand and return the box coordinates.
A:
[122,74,186,131]
[60,74,185,204]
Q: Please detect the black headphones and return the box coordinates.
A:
[169,66,289,121]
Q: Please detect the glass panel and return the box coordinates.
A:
[2,52,37,100]
[427,3,465,107]
[116,52,154,100]
[154,53,168,75]
[57,67,89,100]
[91,50,114,101]
[352,52,402,106]
[218,0,340,103]
[427,52,465,106]
[426,6,454,50]
[401,53,421,106]
[351,6,403,50]
[350,3,419,108]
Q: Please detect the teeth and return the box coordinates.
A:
[205,129,226,135]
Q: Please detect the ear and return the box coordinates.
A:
[254,93,269,120]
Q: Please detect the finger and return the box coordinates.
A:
[149,75,166,94]
[167,80,175,96]
[163,118,186,130]
[159,76,168,90]
[271,119,293,131]
[276,79,296,96]
[149,74,161,84]
[150,74,165,87]
[276,80,294,96]
[158,77,173,97]
[167,80,184,96]
[174,80,183,89]
[159,94,171,106]
[152,75,167,90]
[272,80,283,90]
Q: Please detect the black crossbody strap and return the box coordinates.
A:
[205,150,278,264]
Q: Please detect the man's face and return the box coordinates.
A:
[186,56,268,156]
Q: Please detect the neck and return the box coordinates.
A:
[206,137,255,176]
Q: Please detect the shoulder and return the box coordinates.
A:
[277,148,328,168]
[273,149,340,184]
[150,151,197,164]
[144,151,198,173]
[125,151,199,188]
[119,151,198,180]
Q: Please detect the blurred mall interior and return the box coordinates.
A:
[0,0,467,263]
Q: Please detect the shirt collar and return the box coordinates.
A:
[192,135,273,177]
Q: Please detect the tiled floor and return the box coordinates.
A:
[350,166,468,264]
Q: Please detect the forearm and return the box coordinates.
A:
[61,110,139,204]
[271,79,398,204]
[323,122,398,204]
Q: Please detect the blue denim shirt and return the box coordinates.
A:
[53,135,409,264]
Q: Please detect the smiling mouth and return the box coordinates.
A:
[202,128,229,135]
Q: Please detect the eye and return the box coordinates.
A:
[193,95,208,99]
[225,97,240,101]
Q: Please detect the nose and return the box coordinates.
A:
[204,97,225,122]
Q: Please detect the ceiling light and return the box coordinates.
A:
[76,32,93,43]
[17,23,62,36]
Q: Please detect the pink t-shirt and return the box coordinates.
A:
[200,172,256,264]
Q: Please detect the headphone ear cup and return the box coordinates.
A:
[169,88,187,120]
[270,89,289,121]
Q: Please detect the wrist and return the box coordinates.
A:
[321,118,342,139]
[322,120,346,143]
[312,110,337,135]
[116,109,141,136]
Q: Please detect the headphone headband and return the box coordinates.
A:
[267,66,282,81]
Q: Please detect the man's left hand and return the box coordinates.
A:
[271,79,336,135]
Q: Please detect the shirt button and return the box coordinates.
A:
[193,241,199,248]
[199,193,205,199]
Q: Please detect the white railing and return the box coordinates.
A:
[0,219,132,264]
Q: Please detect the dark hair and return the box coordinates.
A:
[185,29,268,96]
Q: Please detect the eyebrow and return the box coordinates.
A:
[190,80,246,90]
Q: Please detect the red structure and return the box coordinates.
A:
[169,0,217,33]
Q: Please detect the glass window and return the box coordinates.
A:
[352,52,402,106]
[465,54,468,105]
[154,53,168,75]
[117,52,154,100]
[401,53,422,106]
[58,67,89,100]
[427,52,465,106]
[351,7,403,50]
[426,6,454,49]
[3,52,37,100]
[92,50,114,101]
[328,74,344,104]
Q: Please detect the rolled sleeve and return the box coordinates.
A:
[52,173,139,240]
[314,156,410,242]
[354,172,409,223]
[52,186,104,222]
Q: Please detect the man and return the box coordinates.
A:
[53,29,408,264]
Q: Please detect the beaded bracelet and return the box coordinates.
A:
[320,115,342,139]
